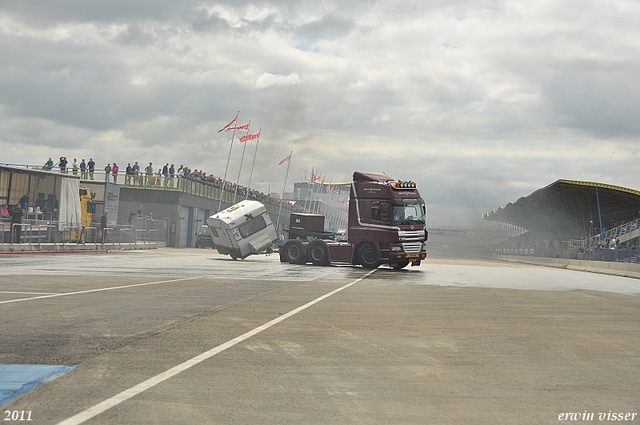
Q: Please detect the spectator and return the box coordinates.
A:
[87,158,95,180]
[112,162,119,184]
[133,161,141,186]
[126,163,133,185]
[104,163,111,182]
[80,159,87,179]
[58,157,68,173]
[72,158,79,175]
[168,164,175,188]
[100,210,108,243]
[19,193,29,212]
[128,209,136,225]
[9,203,23,243]
[44,158,54,171]
[145,162,154,186]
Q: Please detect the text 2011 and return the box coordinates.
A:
[4,411,32,421]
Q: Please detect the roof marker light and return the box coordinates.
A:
[394,181,417,189]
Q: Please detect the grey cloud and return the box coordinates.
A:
[188,8,232,34]
[1,0,197,26]
[542,60,640,137]
[294,14,356,42]
[112,24,160,47]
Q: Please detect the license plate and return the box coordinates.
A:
[406,253,419,258]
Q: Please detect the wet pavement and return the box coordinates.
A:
[1,249,639,424]
[2,248,638,294]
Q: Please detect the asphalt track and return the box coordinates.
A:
[1,249,638,424]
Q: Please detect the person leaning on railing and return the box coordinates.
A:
[43,158,54,171]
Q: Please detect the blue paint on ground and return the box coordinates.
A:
[0,364,75,407]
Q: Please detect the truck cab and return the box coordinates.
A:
[279,172,428,269]
[347,172,427,268]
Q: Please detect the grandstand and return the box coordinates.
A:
[483,180,640,261]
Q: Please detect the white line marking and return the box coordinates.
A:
[0,277,200,305]
[57,269,377,425]
[0,291,58,295]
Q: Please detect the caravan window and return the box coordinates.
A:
[238,215,268,239]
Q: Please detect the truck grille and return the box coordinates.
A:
[402,242,422,253]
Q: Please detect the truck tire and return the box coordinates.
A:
[307,240,330,266]
[357,243,380,269]
[389,261,410,270]
[283,240,306,264]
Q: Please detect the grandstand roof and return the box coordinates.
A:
[483,180,640,238]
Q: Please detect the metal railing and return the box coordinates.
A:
[1,217,168,251]
[561,218,640,249]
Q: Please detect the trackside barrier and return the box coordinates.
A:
[84,226,99,250]
[0,219,163,252]
[495,247,638,264]
[495,255,640,279]
[11,223,33,249]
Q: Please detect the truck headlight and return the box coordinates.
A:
[391,246,402,252]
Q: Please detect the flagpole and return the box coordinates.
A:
[276,151,292,237]
[304,169,314,212]
[245,128,261,200]
[315,179,324,215]
[233,121,251,204]
[218,111,239,213]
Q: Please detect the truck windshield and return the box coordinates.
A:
[392,203,425,225]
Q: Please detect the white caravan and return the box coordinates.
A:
[206,200,279,259]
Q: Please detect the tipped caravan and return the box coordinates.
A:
[207,200,279,259]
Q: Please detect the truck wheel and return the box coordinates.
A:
[307,240,330,266]
[357,243,380,269]
[283,240,306,264]
[389,261,410,270]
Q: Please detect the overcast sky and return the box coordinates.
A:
[1,0,639,226]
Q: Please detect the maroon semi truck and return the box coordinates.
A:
[279,171,428,269]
